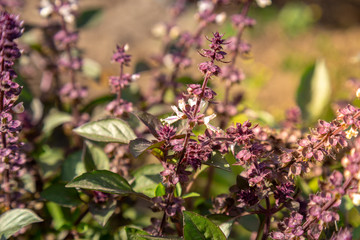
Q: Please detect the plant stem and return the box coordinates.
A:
[261,197,271,240]
[117,63,124,102]
[64,207,89,239]
[158,211,167,236]
[204,166,214,199]
[177,71,211,167]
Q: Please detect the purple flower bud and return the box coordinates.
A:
[330,228,352,240]
[112,45,131,66]
[270,232,285,239]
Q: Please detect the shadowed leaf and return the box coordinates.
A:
[41,183,82,207]
[129,138,164,158]
[132,111,162,138]
[183,211,226,240]
[89,199,116,226]
[66,170,133,195]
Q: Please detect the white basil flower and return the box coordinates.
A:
[256,0,272,8]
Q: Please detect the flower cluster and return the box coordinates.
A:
[106,45,139,117]
[39,0,87,107]
[0,11,25,209]
[198,32,227,76]
[40,0,78,23]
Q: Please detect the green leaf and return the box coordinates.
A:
[66,170,133,195]
[296,59,331,123]
[20,173,36,193]
[207,214,234,238]
[37,146,64,179]
[155,183,166,197]
[81,95,114,113]
[0,209,42,239]
[182,192,200,199]
[174,182,182,197]
[131,164,163,198]
[122,227,181,240]
[141,236,182,240]
[43,109,72,137]
[183,211,227,240]
[82,58,101,80]
[124,227,149,240]
[61,151,86,182]
[46,202,66,230]
[83,141,110,171]
[76,8,103,28]
[73,118,136,143]
[129,138,153,158]
[237,214,259,232]
[204,152,231,172]
[132,111,162,138]
[278,2,314,36]
[89,199,116,226]
[40,183,82,207]
[134,61,151,73]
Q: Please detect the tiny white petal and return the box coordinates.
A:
[256,0,272,8]
[161,116,181,125]
[346,128,358,139]
[171,105,185,118]
[12,102,24,114]
[198,0,214,13]
[356,88,360,98]
[151,23,167,38]
[204,113,219,132]
[199,100,208,113]
[178,99,186,111]
[163,54,175,70]
[215,12,227,25]
[351,193,360,206]
[188,98,197,107]
[40,5,54,17]
[131,74,140,81]
[64,14,75,23]
[203,113,217,124]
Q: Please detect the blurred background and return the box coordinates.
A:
[16,0,360,121]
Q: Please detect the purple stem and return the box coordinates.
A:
[0,49,11,210]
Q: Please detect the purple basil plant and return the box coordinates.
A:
[2,1,360,240]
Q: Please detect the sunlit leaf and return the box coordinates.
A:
[0,209,42,239]
[296,59,331,123]
[182,192,200,199]
[43,109,72,137]
[74,118,136,143]
[155,183,166,197]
